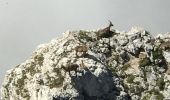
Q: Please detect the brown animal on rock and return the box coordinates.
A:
[96,20,114,39]
[61,63,79,75]
[75,45,88,57]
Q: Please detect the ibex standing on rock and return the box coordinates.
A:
[75,45,88,57]
[96,20,114,39]
[101,20,113,33]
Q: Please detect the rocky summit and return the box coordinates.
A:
[1,26,170,100]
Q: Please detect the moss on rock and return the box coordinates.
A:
[122,63,131,71]
[78,30,93,42]
[126,74,135,83]
[139,57,150,67]
[156,78,165,91]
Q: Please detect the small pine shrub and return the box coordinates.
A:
[34,53,44,66]
[139,57,150,67]
[150,89,164,100]
[126,74,135,83]
[14,74,30,99]
[46,69,64,89]
[142,93,151,100]
[122,63,130,71]
[156,78,165,91]
[153,49,164,60]
[107,64,117,76]
[25,62,40,76]
[79,31,93,42]
[123,83,129,92]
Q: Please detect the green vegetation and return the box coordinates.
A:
[139,57,150,67]
[123,83,129,92]
[16,89,20,95]
[154,92,164,100]
[7,61,41,99]
[122,63,130,71]
[53,68,60,73]
[135,85,145,94]
[25,62,41,76]
[107,57,123,77]
[140,68,147,81]
[129,85,144,94]
[143,72,147,82]
[142,93,151,100]
[34,53,44,66]
[152,48,167,68]
[113,55,119,61]
[3,72,15,99]
[153,49,164,60]
[4,68,30,99]
[138,54,151,81]
[107,64,117,76]
[129,86,135,93]
[46,68,64,89]
[16,75,27,89]
[142,89,164,100]
[150,89,164,100]
[156,78,165,91]
[38,79,44,85]
[78,30,93,42]
[20,89,30,100]
[13,74,30,99]
[47,76,64,89]
[126,74,135,83]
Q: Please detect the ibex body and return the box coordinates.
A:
[100,20,113,33]
[96,21,114,39]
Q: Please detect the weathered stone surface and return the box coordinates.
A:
[1,26,170,100]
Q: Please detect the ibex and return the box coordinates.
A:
[96,20,114,39]
[61,63,79,74]
[101,20,113,33]
[75,45,88,57]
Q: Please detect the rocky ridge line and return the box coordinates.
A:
[1,26,170,100]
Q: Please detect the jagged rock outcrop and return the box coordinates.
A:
[1,26,170,100]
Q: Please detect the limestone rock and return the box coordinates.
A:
[1,26,170,100]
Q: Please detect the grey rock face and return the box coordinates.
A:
[1,27,170,100]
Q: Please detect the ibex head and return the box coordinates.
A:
[108,20,113,27]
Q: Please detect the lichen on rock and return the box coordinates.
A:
[1,26,170,100]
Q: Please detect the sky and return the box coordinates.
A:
[0,0,170,90]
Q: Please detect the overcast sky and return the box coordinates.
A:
[0,0,170,88]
